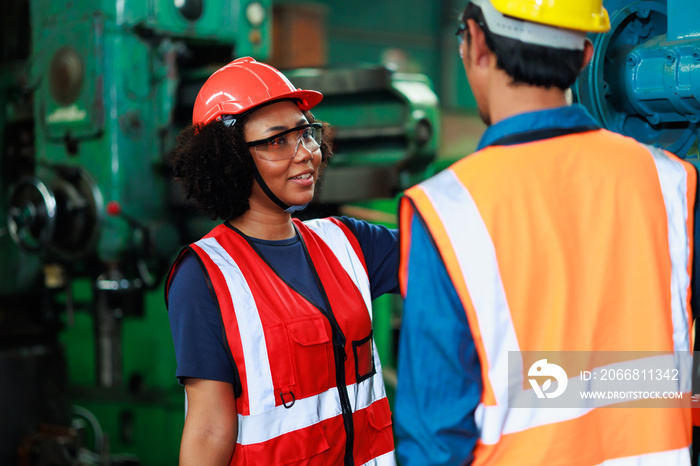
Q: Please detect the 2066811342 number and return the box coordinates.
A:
[599,368,679,381]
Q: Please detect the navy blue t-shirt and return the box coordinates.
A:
[167,216,399,393]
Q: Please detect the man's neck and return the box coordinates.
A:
[488,77,569,126]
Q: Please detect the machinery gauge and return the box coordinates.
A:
[246,2,266,27]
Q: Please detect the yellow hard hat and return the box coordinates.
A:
[488,0,611,33]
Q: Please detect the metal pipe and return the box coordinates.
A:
[93,270,128,388]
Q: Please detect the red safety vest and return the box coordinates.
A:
[400,129,694,465]
[170,217,395,466]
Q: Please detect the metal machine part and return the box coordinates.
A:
[49,47,84,106]
[94,267,144,388]
[575,0,700,156]
[8,168,102,259]
[175,0,203,22]
[8,177,57,253]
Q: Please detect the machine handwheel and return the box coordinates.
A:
[7,177,57,254]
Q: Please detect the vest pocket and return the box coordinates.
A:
[285,316,331,396]
[365,401,394,460]
[367,401,392,431]
[352,331,376,383]
[266,323,296,390]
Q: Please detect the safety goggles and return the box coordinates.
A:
[455,15,487,46]
[246,123,323,161]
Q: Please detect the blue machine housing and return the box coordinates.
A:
[575,0,700,156]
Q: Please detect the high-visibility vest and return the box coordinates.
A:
[170,217,395,466]
[400,129,695,465]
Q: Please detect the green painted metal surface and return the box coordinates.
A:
[60,278,183,464]
[32,0,272,48]
[1,0,272,462]
[26,0,271,262]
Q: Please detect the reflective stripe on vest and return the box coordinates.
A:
[362,451,398,466]
[305,218,373,317]
[236,368,386,444]
[197,236,276,414]
[596,447,690,466]
[646,144,692,354]
[401,131,694,464]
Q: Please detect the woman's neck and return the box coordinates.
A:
[227,207,296,240]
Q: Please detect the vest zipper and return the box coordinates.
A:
[317,299,354,466]
[258,223,356,465]
[330,326,355,466]
[295,227,356,466]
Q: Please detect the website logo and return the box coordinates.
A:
[528,359,568,399]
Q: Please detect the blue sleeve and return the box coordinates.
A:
[691,161,700,319]
[337,216,399,299]
[395,214,482,466]
[167,252,240,392]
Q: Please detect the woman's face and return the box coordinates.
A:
[244,100,322,212]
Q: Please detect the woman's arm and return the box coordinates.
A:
[180,378,238,465]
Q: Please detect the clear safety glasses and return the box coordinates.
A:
[455,17,486,46]
[455,22,467,45]
[246,123,323,161]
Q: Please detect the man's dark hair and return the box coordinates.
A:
[461,2,585,90]
[170,110,332,220]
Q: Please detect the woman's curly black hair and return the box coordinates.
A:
[170,109,332,220]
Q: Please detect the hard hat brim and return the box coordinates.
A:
[275,89,324,111]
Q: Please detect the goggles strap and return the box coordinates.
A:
[251,165,308,213]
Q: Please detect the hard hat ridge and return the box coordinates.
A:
[470,0,591,50]
[479,0,610,33]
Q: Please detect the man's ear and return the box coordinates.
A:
[466,18,491,68]
[581,38,594,71]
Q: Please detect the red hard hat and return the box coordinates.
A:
[192,57,323,125]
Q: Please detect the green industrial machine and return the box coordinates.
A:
[1,0,271,464]
[1,0,440,464]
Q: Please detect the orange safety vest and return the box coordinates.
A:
[171,218,395,466]
[400,129,695,465]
